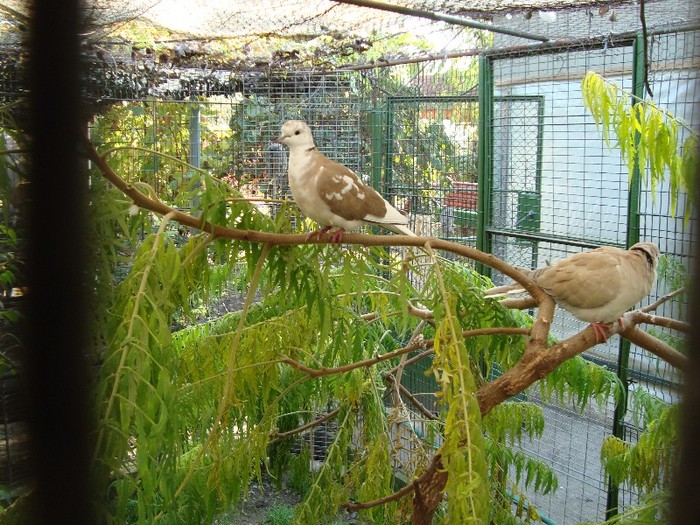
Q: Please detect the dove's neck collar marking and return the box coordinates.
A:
[641,250,655,268]
[306,146,317,152]
[632,245,656,268]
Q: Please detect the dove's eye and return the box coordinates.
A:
[294,130,301,135]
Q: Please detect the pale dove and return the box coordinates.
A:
[484,242,660,342]
[276,120,415,242]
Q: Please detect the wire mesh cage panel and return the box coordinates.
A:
[488,41,635,268]
[516,391,616,524]
[384,95,480,240]
[483,26,696,523]
[632,28,699,392]
[487,40,638,363]
[613,27,700,518]
[235,71,385,227]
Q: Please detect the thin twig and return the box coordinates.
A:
[393,321,427,407]
[282,337,427,378]
[407,301,434,319]
[385,327,530,376]
[641,287,685,313]
[383,373,438,421]
[341,452,443,511]
[269,407,341,441]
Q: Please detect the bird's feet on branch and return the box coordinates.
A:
[328,228,347,243]
[590,321,618,343]
[305,226,332,242]
[304,226,346,243]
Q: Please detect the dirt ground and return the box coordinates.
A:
[216,475,361,525]
[217,477,302,525]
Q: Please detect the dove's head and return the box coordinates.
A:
[630,242,660,270]
[276,120,315,150]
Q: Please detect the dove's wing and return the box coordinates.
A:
[312,152,414,235]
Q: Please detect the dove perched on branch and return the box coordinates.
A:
[484,242,660,342]
[276,120,415,242]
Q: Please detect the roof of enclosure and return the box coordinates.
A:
[0,0,696,101]
[1,1,680,64]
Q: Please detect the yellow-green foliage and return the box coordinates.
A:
[601,395,678,494]
[429,259,489,525]
[581,71,698,222]
[78,99,649,524]
[94,220,184,521]
[580,490,670,525]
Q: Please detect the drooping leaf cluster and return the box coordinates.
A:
[601,391,678,495]
[581,71,698,222]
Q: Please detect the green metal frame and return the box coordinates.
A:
[477,54,493,276]
[382,93,481,194]
[606,31,646,521]
[376,32,648,522]
[370,109,384,192]
[381,89,544,269]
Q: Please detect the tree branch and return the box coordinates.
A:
[269,407,341,442]
[382,373,438,421]
[641,287,686,313]
[620,322,689,370]
[282,338,428,378]
[631,310,690,333]
[341,450,444,512]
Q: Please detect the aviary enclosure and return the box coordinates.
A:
[0,1,698,524]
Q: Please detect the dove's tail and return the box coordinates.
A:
[483,283,527,299]
[391,224,417,237]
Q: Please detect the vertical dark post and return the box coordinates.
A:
[189,102,202,169]
[381,100,395,195]
[25,1,95,523]
[370,108,384,193]
[671,156,700,524]
[476,54,493,276]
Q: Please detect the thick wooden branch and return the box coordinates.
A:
[631,310,690,333]
[620,322,689,370]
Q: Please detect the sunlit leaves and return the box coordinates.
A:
[95,224,183,522]
[429,260,489,524]
[581,71,697,222]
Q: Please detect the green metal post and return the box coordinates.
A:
[189,103,202,169]
[476,54,494,277]
[606,32,646,521]
[370,109,384,192]
[382,100,395,195]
